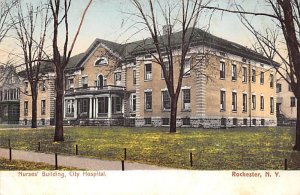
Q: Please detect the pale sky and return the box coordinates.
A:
[0,0,274,64]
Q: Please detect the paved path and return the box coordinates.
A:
[0,148,173,170]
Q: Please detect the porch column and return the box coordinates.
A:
[95,97,98,118]
[63,99,66,118]
[122,98,125,115]
[93,98,96,118]
[108,94,112,118]
[89,97,93,119]
[74,99,77,118]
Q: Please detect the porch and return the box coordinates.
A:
[63,85,126,124]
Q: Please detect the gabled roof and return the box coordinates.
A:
[65,27,279,70]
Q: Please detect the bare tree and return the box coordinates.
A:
[11,2,50,128]
[0,0,18,82]
[204,0,300,151]
[0,0,17,44]
[49,0,93,141]
[129,0,210,133]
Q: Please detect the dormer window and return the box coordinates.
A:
[94,57,108,66]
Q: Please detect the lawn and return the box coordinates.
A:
[0,126,299,170]
[0,157,76,170]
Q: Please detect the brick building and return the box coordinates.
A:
[19,28,277,128]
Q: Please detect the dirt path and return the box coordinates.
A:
[0,148,174,170]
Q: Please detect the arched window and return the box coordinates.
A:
[94,57,108,66]
[97,74,106,88]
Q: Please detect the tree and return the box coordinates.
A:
[0,0,17,44]
[49,0,93,141]
[129,0,210,133]
[204,0,300,150]
[0,0,18,82]
[11,2,50,128]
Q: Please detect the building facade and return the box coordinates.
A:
[19,72,56,126]
[276,76,297,125]
[0,66,20,124]
[19,28,277,128]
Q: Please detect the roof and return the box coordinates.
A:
[63,27,280,70]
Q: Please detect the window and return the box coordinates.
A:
[112,97,122,113]
[242,66,247,82]
[144,63,152,80]
[232,92,237,111]
[243,118,247,126]
[97,75,105,88]
[114,72,122,86]
[4,90,6,100]
[79,99,89,115]
[182,89,191,111]
[252,68,256,82]
[98,97,108,114]
[162,118,170,125]
[24,81,28,94]
[270,97,274,113]
[41,100,46,115]
[10,90,13,100]
[162,91,171,110]
[42,80,46,91]
[288,84,292,91]
[252,95,256,110]
[233,118,238,126]
[41,119,45,125]
[130,94,136,112]
[260,95,264,110]
[260,71,264,84]
[261,119,265,126]
[161,60,170,78]
[291,97,296,107]
[276,83,282,93]
[184,58,191,76]
[95,57,108,66]
[24,101,28,116]
[145,118,151,125]
[232,64,237,81]
[252,119,256,126]
[220,90,226,111]
[182,117,190,125]
[145,91,152,110]
[221,118,226,126]
[65,99,74,115]
[220,61,225,79]
[242,93,247,112]
[270,74,274,88]
[133,70,137,85]
[82,76,88,88]
[67,78,74,90]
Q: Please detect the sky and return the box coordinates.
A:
[0,0,275,64]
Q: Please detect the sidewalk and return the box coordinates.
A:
[0,148,173,170]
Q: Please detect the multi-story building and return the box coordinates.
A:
[18,64,56,126]
[19,28,277,128]
[276,76,297,125]
[0,66,20,124]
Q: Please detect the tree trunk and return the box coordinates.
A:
[54,70,64,142]
[31,92,37,128]
[294,98,300,151]
[169,96,178,133]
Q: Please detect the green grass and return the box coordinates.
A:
[0,126,299,170]
[0,157,76,170]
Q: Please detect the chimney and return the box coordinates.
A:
[163,25,172,35]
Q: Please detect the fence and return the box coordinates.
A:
[3,139,300,170]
